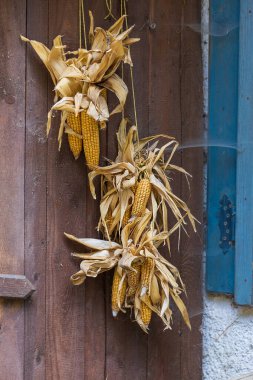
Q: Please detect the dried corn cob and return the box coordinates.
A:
[132,178,151,217]
[141,299,152,327]
[140,257,154,296]
[81,110,100,168]
[127,262,141,296]
[122,184,137,226]
[111,267,127,317]
[67,113,82,159]
[122,207,131,227]
[131,183,137,194]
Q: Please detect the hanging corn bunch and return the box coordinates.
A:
[65,117,197,333]
[65,209,192,333]
[21,13,139,167]
[24,3,197,334]
[89,119,197,246]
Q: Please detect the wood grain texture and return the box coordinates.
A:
[0,1,203,378]
[105,1,149,379]
[24,1,49,378]
[82,2,106,379]
[180,0,203,379]
[46,1,86,379]
[147,1,183,379]
[0,0,26,378]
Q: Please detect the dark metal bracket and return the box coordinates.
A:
[218,194,235,254]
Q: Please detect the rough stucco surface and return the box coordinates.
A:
[202,1,253,380]
[203,296,253,380]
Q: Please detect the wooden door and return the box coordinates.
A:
[0,1,203,379]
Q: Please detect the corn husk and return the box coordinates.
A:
[65,212,191,333]
[89,119,197,248]
[21,14,139,148]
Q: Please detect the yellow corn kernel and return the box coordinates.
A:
[81,110,100,168]
[111,268,127,316]
[131,184,137,194]
[127,262,141,296]
[141,299,152,326]
[122,207,131,227]
[67,113,82,159]
[140,257,153,295]
[132,178,151,217]
[121,186,136,228]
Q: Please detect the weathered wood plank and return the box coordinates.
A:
[0,275,35,299]
[235,0,253,305]
[0,0,26,378]
[82,2,106,379]
[0,0,26,374]
[46,1,86,379]
[180,0,203,378]
[24,0,49,378]
[147,1,183,379]
[105,1,149,379]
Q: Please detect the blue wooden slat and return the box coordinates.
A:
[207,0,239,294]
[235,0,253,305]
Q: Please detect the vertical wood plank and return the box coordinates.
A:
[24,1,49,379]
[147,1,183,379]
[0,1,26,378]
[105,1,149,379]
[82,2,106,379]
[46,1,86,378]
[180,0,203,378]
[235,0,253,305]
[207,0,239,294]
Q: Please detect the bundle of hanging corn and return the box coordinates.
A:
[66,209,191,333]
[64,119,197,332]
[89,119,197,247]
[21,14,139,167]
[24,7,196,333]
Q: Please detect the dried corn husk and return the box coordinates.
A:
[21,14,139,148]
[65,212,191,333]
[89,119,197,247]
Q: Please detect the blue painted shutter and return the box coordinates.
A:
[207,0,239,294]
[207,0,253,304]
[235,0,253,305]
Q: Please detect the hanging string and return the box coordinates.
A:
[79,0,82,49]
[120,0,125,119]
[122,0,139,155]
[122,0,138,132]
[81,0,87,49]
[105,0,116,20]
[79,0,87,49]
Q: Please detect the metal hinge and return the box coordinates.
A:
[218,194,235,254]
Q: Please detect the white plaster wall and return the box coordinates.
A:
[203,296,253,380]
[201,1,253,379]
